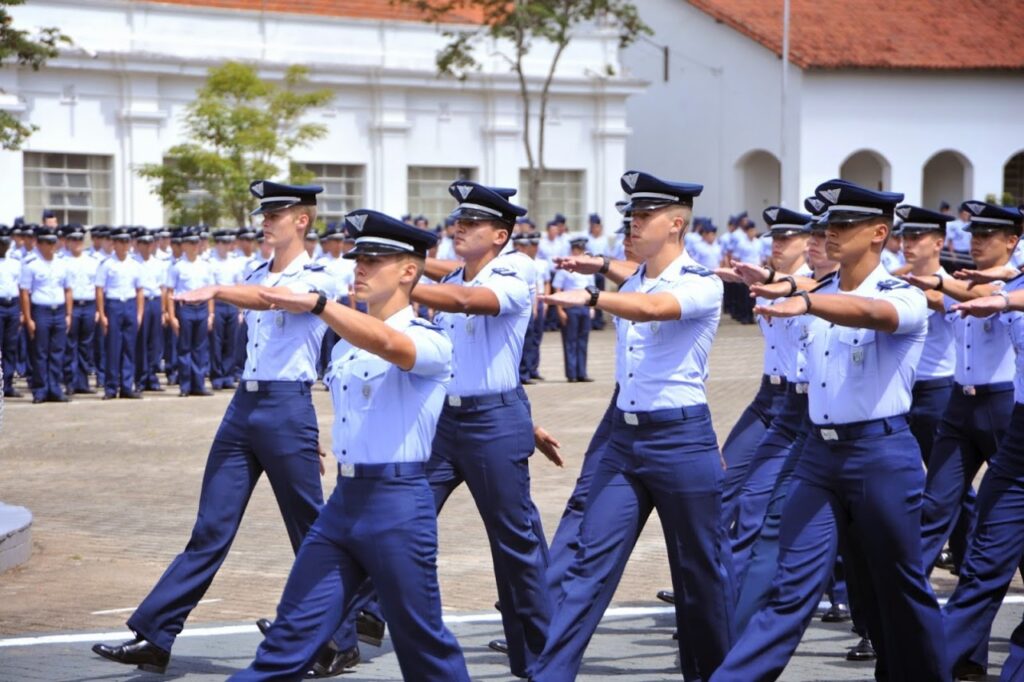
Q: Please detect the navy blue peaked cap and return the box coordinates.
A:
[447,181,527,225]
[249,180,323,216]
[35,226,58,242]
[323,222,346,240]
[343,209,438,259]
[961,201,1023,236]
[894,205,952,235]
[620,171,702,212]
[815,179,904,224]
[763,206,812,236]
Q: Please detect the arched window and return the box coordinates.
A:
[922,150,972,211]
[1004,150,1024,205]
[735,150,780,219]
[840,150,891,191]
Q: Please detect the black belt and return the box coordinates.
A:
[337,461,427,479]
[237,380,312,395]
[73,299,96,305]
[954,381,1014,397]
[0,297,17,306]
[31,302,65,311]
[810,415,908,442]
[614,404,709,426]
[144,295,160,301]
[914,376,953,391]
[444,387,526,411]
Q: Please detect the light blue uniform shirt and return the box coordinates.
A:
[433,253,532,397]
[587,234,609,257]
[166,257,213,294]
[327,306,452,466]
[731,232,762,264]
[241,252,332,382]
[805,264,927,425]
[758,264,812,379]
[945,284,1016,388]
[19,257,70,305]
[946,219,971,253]
[1001,274,1024,404]
[691,239,722,271]
[65,255,100,301]
[136,257,167,298]
[96,256,142,301]
[917,268,955,381]
[209,253,244,288]
[0,257,22,299]
[552,268,594,292]
[318,254,355,300]
[615,252,723,412]
[718,230,737,257]
[782,272,838,385]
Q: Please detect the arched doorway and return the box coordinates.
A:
[736,150,780,220]
[1004,150,1024,205]
[922,150,972,211]
[840,150,891,191]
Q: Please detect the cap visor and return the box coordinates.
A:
[343,244,411,259]
[251,199,300,216]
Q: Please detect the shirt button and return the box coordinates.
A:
[630,400,635,405]
[966,366,971,370]
[343,385,347,390]
[966,345,971,349]
[363,372,368,377]
[824,351,829,356]
[821,382,826,387]
[830,323,835,328]
[629,346,634,351]
[824,414,829,420]
[770,345,775,350]
[628,373,633,378]
[342,417,346,422]
[342,449,346,455]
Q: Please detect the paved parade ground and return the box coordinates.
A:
[1,322,1019,680]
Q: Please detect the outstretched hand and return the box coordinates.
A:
[553,255,603,275]
[753,296,808,319]
[539,289,590,309]
[259,289,317,313]
[175,285,218,304]
[950,295,1009,318]
[953,265,1019,288]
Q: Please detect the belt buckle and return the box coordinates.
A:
[770,375,781,385]
[820,428,839,441]
[963,385,977,396]
[623,412,639,426]
[795,383,808,394]
[447,395,462,407]
[340,463,355,478]
[245,380,259,392]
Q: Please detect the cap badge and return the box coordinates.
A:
[622,172,639,190]
[820,188,841,204]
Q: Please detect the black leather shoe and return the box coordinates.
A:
[488,639,509,655]
[522,378,535,385]
[192,389,214,397]
[672,630,678,640]
[952,661,987,680]
[821,603,850,623]
[494,600,502,612]
[31,396,44,404]
[146,385,166,392]
[256,618,273,636]
[306,644,359,678]
[356,611,385,647]
[120,391,143,399]
[92,636,169,673]
[936,548,957,571]
[578,377,595,382]
[656,590,675,605]
[532,374,545,381]
[846,637,876,662]
[102,393,117,400]
[75,387,97,394]
[4,389,23,398]
[53,394,70,402]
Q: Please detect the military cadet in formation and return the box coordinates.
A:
[231,209,470,682]
[513,229,548,384]
[165,228,214,396]
[19,226,72,403]
[0,227,22,397]
[133,229,167,392]
[209,229,243,390]
[95,228,144,399]
[551,235,595,383]
[63,224,99,395]
[536,171,734,681]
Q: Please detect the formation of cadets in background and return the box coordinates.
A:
[4,168,1024,681]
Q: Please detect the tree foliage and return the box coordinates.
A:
[138,62,332,226]
[0,0,72,150]
[396,0,649,208]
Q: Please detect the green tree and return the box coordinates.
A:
[138,61,333,227]
[0,0,71,150]
[396,0,649,208]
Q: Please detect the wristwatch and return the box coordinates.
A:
[585,284,601,307]
[310,291,328,316]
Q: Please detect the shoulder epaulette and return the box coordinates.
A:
[811,272,837,292]
[410,318,443,332]
[680,264,713,277]
[245,261,269,281]
[877,278,910,291]
[441,267,464,284]
[491,266,519,277]
[303,263,325,272]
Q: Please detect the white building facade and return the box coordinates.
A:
[1,0,642,229]
[621,0,1024,223]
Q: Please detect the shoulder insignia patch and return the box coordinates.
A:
[491,266,519,277]
[680,265,713,277]
[441,267,464,284]
[410,318,443,332]
[877,278,909,291]
[245,261,269,281]
[811,272,837,292]
[303,263,325,272]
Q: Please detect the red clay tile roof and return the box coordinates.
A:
[139,0,481,24]
[686,0,1024,70]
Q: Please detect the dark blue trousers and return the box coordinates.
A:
[908,376,954,466]
[164,321,178,384]
[175,303,209,395]
[28,303,67,401]
[710,417,947,682]
[427,389,551,678]
[135,297,164,390]
[0,300,21,394]
[93,314,106,388]
[128,383,333,653]
[65,300,96,392]
[943,403,1024,675]
[519,306,542,383]
[559,306,590,381]
[230,470,470,682]
[15,317,28,376]
[920,384,1015,572]
[533,405,735,681]
[721,375,788,532]
[211,301,239,389]
[232,319,247,381]
[103,299,138,396]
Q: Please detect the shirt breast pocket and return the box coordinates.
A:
[348,355,390,409]
[837,328,876,376]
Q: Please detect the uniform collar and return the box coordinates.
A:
[639,250,699,282]
[383,305,416,330]
[268,250,311,277]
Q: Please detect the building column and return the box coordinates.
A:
[118,74,167,226]
[0,71,28,221]
[369,88,410,216]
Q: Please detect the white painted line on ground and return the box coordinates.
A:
[90,599,221,615]
[2,597,1020,648]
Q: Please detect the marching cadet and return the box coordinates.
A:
[63,225,99,394]
[711,179,946,682]
[534,171,734,680]
[96,228,144,399]
[162,228,182,386]
[19,226,72,403]
[513,230,547,384]
[304,228,321,259]
[0,227,22,397]
[692,221,723,271]
[134,230,167,391]
[209,229,243,390]
[551,235,595,382]
[314,223,355,379]
[585,213,609,330]
[90,226,112,390]
[903,201,1019,575]
[404,180,551,679]
[93,181,361,677]
[166,228,214,397]
[231,209,470,682]
[942,262,1024,680]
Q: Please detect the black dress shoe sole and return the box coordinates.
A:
[356,613,385,647]
[656,590,675,605]
[91,644,168,674]
[488,639,509,655]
